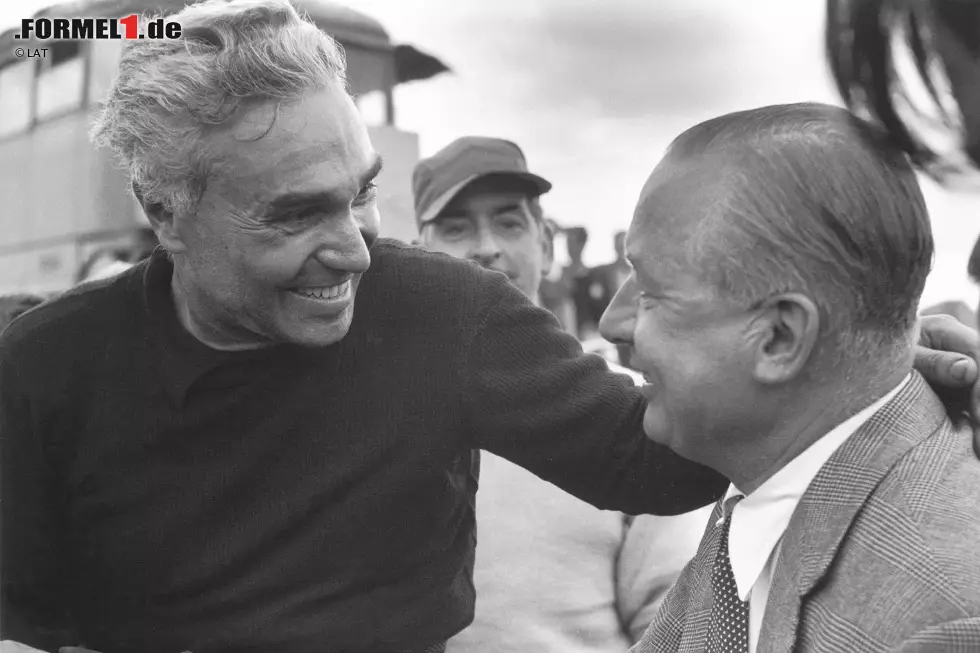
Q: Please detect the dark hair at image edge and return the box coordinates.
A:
[827,0,980,181]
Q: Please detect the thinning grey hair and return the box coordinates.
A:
[664,102,933,355]
[90,0,348,219]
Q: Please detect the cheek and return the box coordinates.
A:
[182,210,254,273]
[506,240,547,276]
[203,237,305,297]
[667,334,747,408]
[359,205,381,240]
[425,238,472,260]
[633,316,713,382]
[251,241,319,284]
[631,313,672,365]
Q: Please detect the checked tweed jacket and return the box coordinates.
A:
[631,372,980,653]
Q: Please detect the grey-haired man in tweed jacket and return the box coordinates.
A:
[600,102,980,653]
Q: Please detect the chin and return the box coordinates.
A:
[641,405,674,447]
[282,313,354,348]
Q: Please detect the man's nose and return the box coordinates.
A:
[469,227,503,267]
[313,214,373,274]
[599,278,638,346]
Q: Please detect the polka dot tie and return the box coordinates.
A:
[706,495,748,653]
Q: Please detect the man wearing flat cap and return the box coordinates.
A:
[413,137,553,301]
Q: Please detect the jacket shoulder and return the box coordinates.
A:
[879,417,980,582]
[806,418,980,641]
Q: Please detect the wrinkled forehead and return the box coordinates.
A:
[205,85,376,201]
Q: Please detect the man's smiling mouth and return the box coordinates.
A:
[289,279,352,301]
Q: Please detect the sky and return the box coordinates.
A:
[2,0,978,310]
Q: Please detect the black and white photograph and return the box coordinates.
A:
[2,1,980,652]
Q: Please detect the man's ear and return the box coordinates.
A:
[540,218,556,277]
[135,181,185,254]
[750,293,820,385]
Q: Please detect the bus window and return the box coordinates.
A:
[36,41,85,121]
[88,40,124,105]
[0,60,33,138]
[50,41,81,67]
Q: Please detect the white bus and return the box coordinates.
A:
[0,0,448,293]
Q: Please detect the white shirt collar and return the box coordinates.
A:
[723,374,911,600]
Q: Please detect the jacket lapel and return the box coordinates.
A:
[679,500,726,653]
[757,372,948,653]
[631,499,726,653]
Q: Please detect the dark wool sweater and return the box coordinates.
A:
[0,239,725,653]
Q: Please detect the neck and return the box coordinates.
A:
[728,355,912,495]
[171,265,269,351]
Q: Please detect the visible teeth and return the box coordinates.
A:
[295,280,350,300]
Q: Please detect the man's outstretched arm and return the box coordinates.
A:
[463,276,727,516]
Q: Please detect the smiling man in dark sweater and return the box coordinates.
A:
[2,2,980,653]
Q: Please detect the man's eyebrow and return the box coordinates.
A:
[264,155,385,213]
[627,255,659,287]
[490,203,526,216]
[436,202,526,222]
[266,190,336,213]
[362,154,384,186]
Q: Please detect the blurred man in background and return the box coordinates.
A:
[0,295,46,333]
[413,135,722,653]
[561,226,609,339]
[539,218,577,334]
[75,229,159,285]
[595,231,631,299]
[75,248,134,284]
[594,231,633,367]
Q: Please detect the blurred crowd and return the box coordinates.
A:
[0,227,159,333]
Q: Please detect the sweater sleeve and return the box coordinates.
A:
[0,335,77,650]
[462,277,727,515]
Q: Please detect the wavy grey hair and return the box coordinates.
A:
[91,0,348,219]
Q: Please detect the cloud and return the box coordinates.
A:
[500,1,743,120]
[386,1,769,262]
[401,0,745,122]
